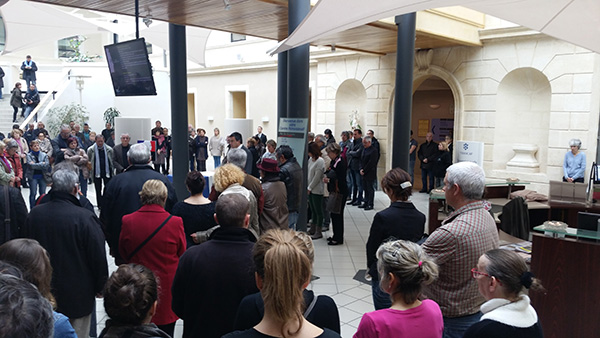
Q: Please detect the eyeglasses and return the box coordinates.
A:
[471,268,491,279]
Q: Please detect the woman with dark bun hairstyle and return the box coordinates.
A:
[100,264,170,338]
[464,249,544,338]
[365,168,425,309]
[354,240,442,338]
[224,229,341,338]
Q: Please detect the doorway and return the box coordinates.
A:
[411,76,455,191]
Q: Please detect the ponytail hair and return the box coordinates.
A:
[376,240,438,304]
[253,229,312,338]
[484,249,545,296]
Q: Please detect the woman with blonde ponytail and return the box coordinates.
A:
[354,240,443,338]
[224,229,341,338]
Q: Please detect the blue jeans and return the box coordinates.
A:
[348,168,363,202]
[421,168,435,192]
[79,171,88,197]
[442,312,482,338]
[371,281,392,310]
[189,157,195,171]
[288,211,299,230]
[409,159,416,184]
[24,105,34,118]
[29,177,46,208]
[213,156,221,169]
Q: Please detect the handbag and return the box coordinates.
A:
[326,181,344,214]
[125,215,172,261]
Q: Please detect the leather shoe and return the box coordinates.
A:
[328,240,343,246]
[357,204,366,208]
[352,201,361,206]
[419,190,427,193]
[364,206,374,211]
[347,200,356,205]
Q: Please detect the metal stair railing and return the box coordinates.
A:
[20,69,73,130]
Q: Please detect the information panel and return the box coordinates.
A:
[277,118,308,166]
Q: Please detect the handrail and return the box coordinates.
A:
[20,70,72,130]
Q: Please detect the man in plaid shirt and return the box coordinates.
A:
[422,162,499,338]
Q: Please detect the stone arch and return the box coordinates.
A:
[494,68,551,173]
[335,79,367,136]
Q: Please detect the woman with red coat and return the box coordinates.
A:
[119,179,186,337]
[4,139,23,188]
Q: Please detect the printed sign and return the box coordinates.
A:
[277,118,309,166]
[456,141,484,166]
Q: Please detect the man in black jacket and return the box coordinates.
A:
[172,193,258,338]
[417,132,438,193]
[360,136,379,210]
[112,133,131,174]
[347,129,364,205]
[0,185,28,245]
[276,145,303,229]
[21,169,108,338]
[101,143,177,265]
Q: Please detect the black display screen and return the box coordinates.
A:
[104,38,157,96]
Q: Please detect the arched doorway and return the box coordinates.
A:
[335,79,367,137]
[411,76,455,191]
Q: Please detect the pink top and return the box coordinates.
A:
[353,299,443,338]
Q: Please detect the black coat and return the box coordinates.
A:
[432,150,452,178]
[20,60,37,80]
[278,157,303,212]
[360,145,379,181]
[172,227,258,338]
[256,133,267,145]
[347,137,363,171]
[327,155,348,196]
[418,140,438,170]
[0,66,4,88]
[51,135,70,163]
[112,144,130,173]
[366,201,425,280]
[21,191,108,318]
[0,185,28,245]
[100,164,178,260]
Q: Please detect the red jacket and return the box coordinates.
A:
[119,204,186,325]
[5,151,22,187]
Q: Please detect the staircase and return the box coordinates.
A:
[0,99,18,136]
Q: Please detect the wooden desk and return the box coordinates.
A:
[530,233,600,338]
[548,201,600,227]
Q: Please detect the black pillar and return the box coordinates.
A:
[391,13,416,170]
[277,52,288,119]
[288,0,310,232]
[169,23,190,200]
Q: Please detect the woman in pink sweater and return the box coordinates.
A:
[354,240,443,338]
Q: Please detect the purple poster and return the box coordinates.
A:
[431,118,454,142]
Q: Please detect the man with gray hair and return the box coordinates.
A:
[22,168,108,338]
[422,161,499,338]
[112,133,131,174]
[101,143,178,265]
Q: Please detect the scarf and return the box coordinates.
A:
[0,155,11,174]
[94,145,110,178]
[24,60,33,68]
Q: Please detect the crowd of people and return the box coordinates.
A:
[0,118,546,338]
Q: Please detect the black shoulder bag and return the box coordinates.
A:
[126,215,172,261]
[3,186,11,243]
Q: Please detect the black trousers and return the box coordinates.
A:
[363,176,375,207]
[93,176,111,209]
[331,193,347,243]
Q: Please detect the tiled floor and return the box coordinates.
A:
[22,185,431,338]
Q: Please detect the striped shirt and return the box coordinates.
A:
[422,200,499,317]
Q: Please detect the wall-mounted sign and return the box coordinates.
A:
[456,141,484,166]
[418,119,430,137]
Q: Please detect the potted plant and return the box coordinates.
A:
[46,103,90,137]
[103,107,121,126]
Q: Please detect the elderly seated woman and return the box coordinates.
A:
[563,138,586,183]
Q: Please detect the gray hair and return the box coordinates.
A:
[60,124,70,132]
[120,133,130,139]
[127,143,151,165]
[52,169,79,194]
[446,161,485,200]
[227,148,247,170]
[307,132,315,140]
[569,138,582,149]
[4,139,18,150]
[363,136,372,143]
[315,134,326,144]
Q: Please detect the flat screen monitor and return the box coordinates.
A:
[104,38,157,96]
[577,212,600,231]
